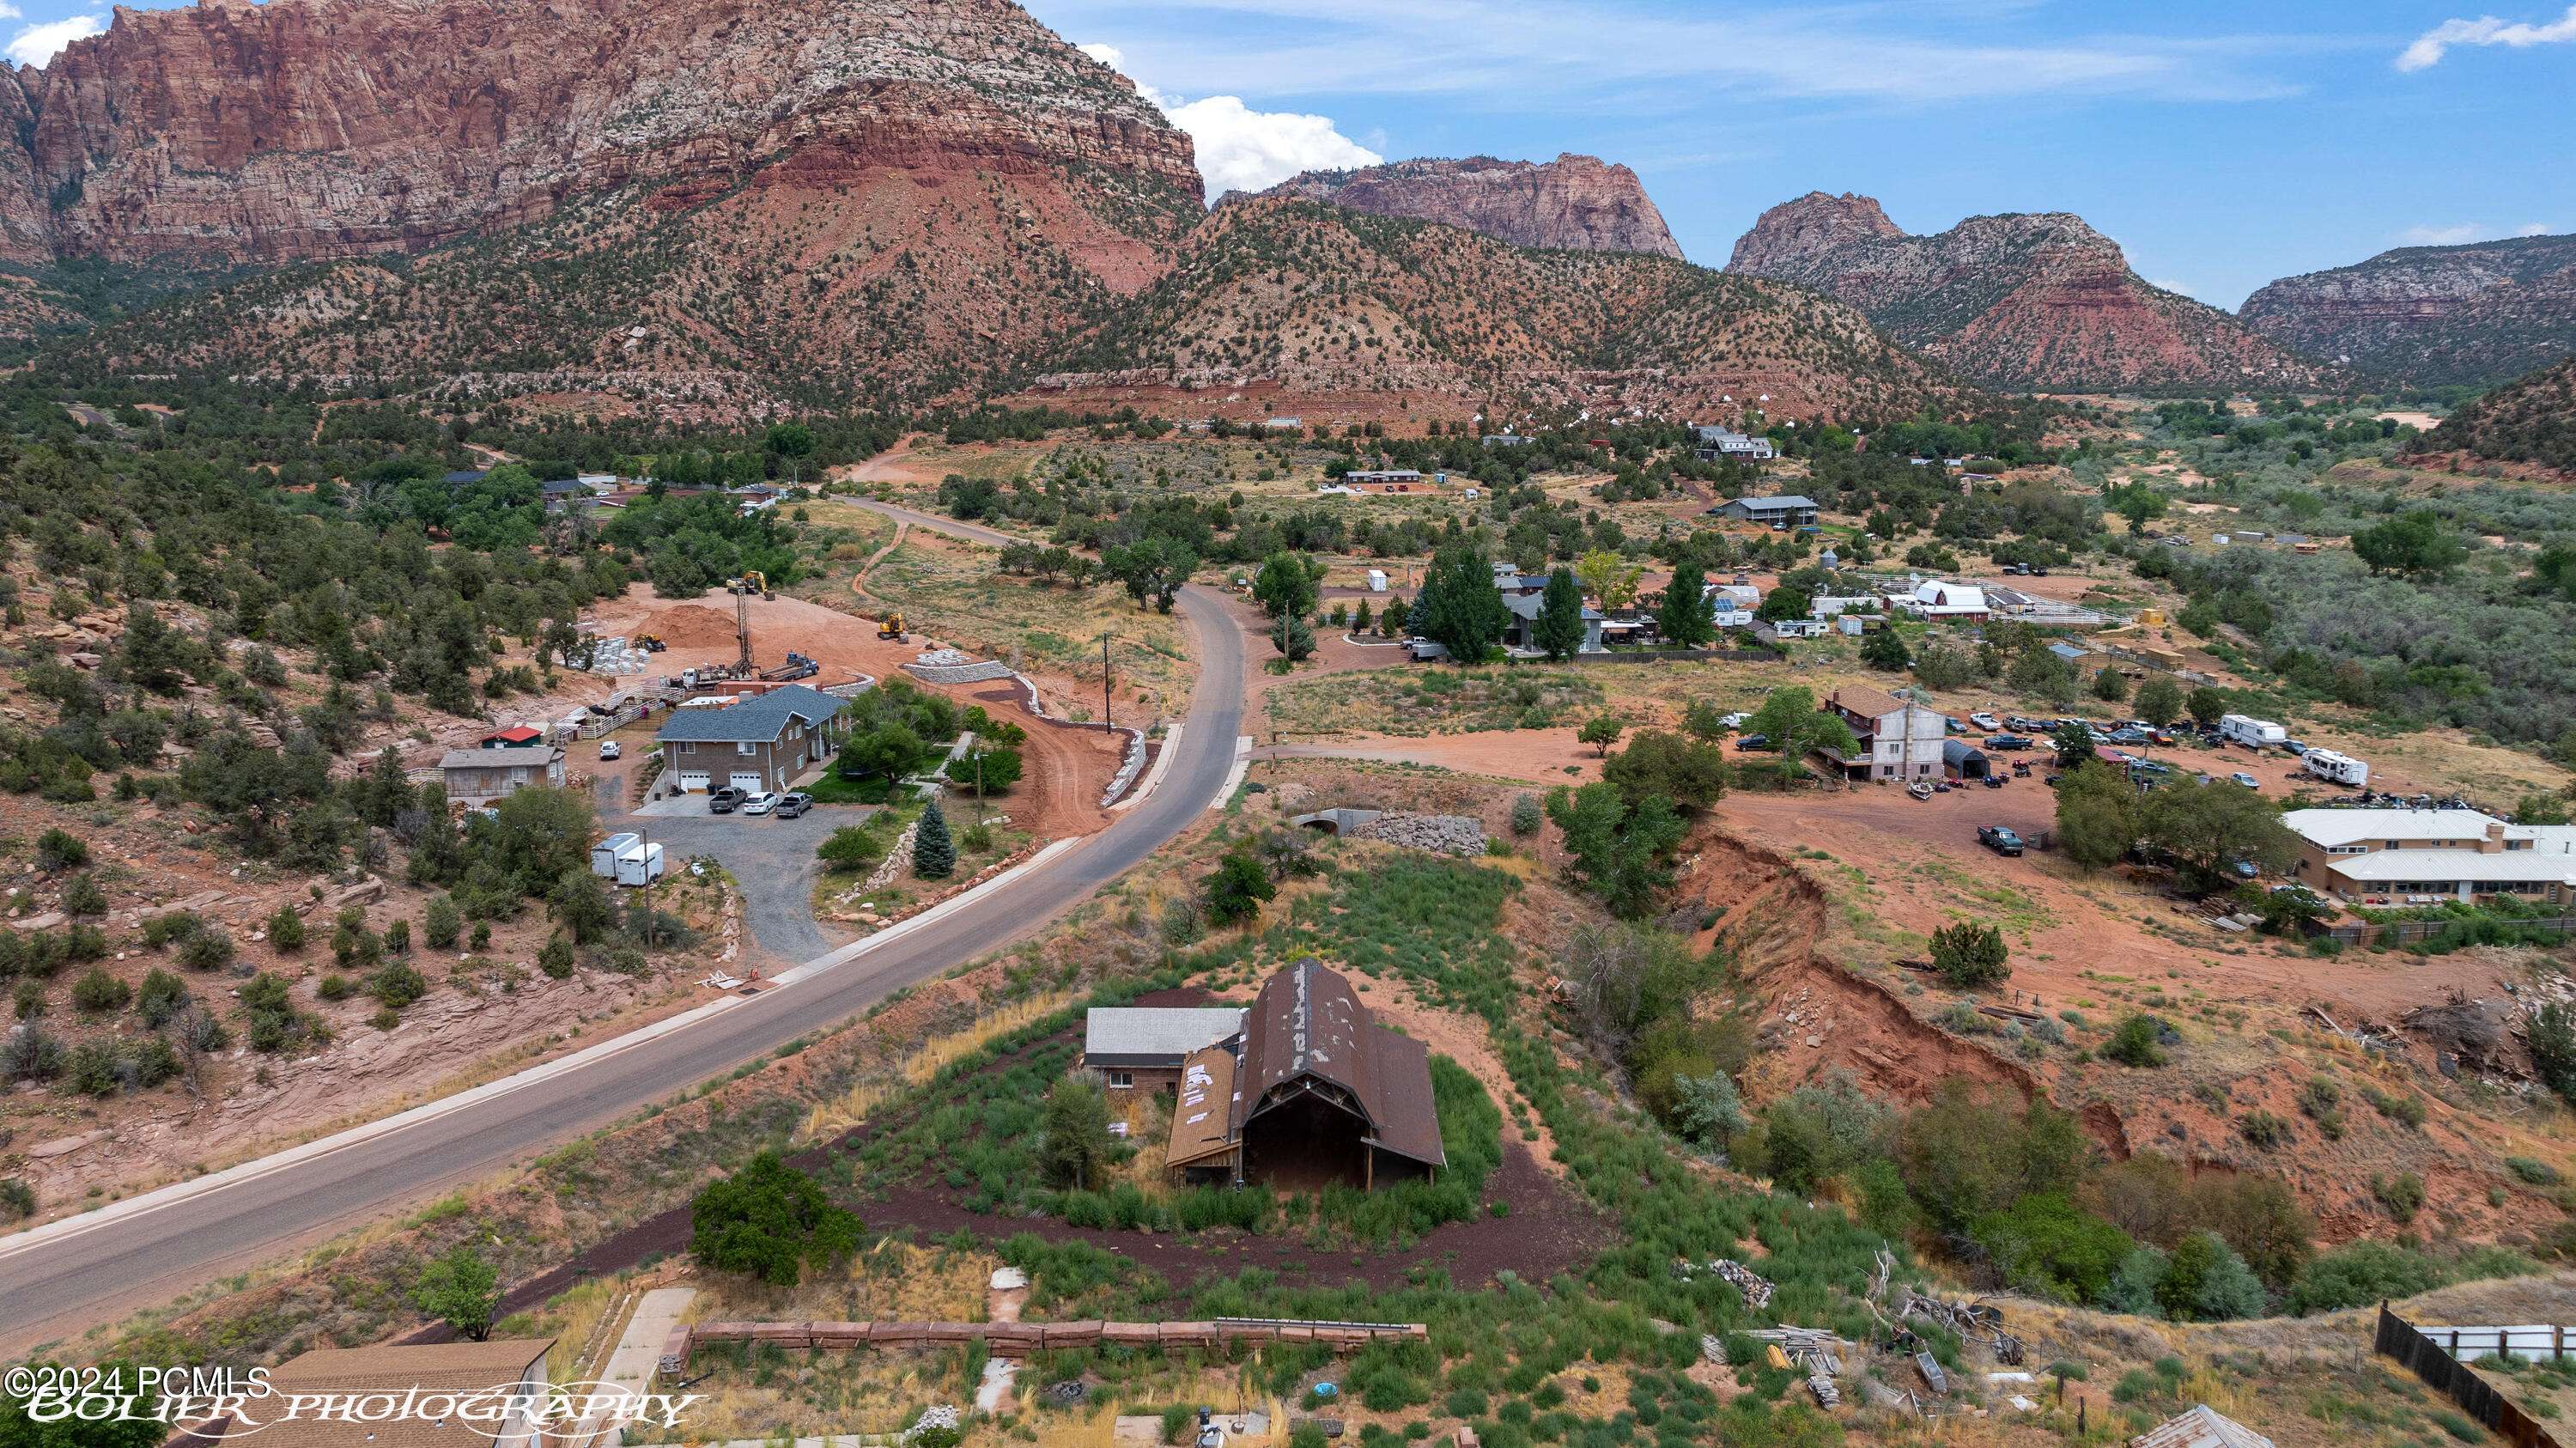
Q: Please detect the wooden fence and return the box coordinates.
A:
[2309,916,2576,949]
[2376,1306,2568,1448]
[662,1316,1426,1376]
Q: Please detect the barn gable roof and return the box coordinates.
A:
[1231,958,1445,1169]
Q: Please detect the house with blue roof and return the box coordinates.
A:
[653,683,851,794]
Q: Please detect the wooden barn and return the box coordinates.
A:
[1159,959,1446,1193]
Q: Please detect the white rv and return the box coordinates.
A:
[1365,569,1388,593]
[591,832,641,879]
[2302,749,2370,788]
[2219,714,2287,749]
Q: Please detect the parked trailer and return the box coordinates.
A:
[614,842,665,887]
[2219,713,2287,749]
[2304,748,2371,787]
[1365,569,1388,593]
[592,832,641,879]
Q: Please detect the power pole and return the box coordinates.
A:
[639,825,653,951]
[1100,632,1113,732]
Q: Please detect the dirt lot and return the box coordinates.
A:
[582,585,1127,843]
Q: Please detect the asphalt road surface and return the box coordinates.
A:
[0,514,1243,1355]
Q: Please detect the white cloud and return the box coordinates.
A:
[9,13,102,67]
[2399,221,2560,245]
[1162,95,1382,195]
[1080,40,1381,198]
[2397,3,2576,70]
[2148,277,2197,297]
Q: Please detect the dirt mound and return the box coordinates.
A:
[1674,830,2116,1150]
[637,602,744,652]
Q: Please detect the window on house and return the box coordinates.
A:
[1105,1070,1134,1089]
[738,741,756,756]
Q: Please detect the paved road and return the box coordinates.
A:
[0,522,1242,1355]
[617,809,867,968]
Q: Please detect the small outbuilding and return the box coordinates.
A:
[1942,739,1990,781]
[1082,1007,1245,1093]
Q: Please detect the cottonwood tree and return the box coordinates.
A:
[412,1244,501,1341]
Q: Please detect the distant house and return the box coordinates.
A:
[1703,582,1757,630]
[478,725,544,749]
[441,468,489,486]
[2282,807,2576,905]
[2045,641,2091,664]
[441,745,566,806]
[1819,685,1947,782]
[1481,435,1534,447]
[1712,494,1819,527]
[210,1337,556,1448]
[1502,589,1604,653]
[1263,417,1304,431]
[1690,425,1777,462]
[1152,959,1447,1192]
[1083,1007,1246,1093]
[1324,469,1432,496]
[653,683,851,794]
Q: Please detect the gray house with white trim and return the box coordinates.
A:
[653,684,850,794]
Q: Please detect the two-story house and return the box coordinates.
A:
[654,683,852,794]
[1818,684,1947,782]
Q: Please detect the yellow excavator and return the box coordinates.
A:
[877,612,907,642]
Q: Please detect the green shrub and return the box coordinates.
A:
[423,896,461,950]
[368,961,428,1010]
[2372,1172,2426,1224]
[70,965,131,1014]
[2287,1241,2445,1314]
[2508,1157,2561,1186]
[178,928,235,972]
[267,905,307,952]
[35,828,88,871]
[2103,1013,2169,1068]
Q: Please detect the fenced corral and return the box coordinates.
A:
[2376,1306,2569,1448]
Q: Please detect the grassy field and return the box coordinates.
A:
[1265,666,1609,737]
[796,510,1197,721]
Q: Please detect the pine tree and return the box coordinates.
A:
[914,800,957,879]
[1534,568,1587,660]
[1656,560,1713,647]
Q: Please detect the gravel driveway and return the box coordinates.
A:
[606,805,872,968]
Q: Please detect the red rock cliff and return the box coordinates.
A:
[1236,154,1683,259]
[0,0,1201,264]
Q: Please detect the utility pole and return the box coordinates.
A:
[639,825,653,951]
[1100,632,1113,732]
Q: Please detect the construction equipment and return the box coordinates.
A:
[759,651,818,683]
[877,613,907,641]
[634,634,666,653]
[726,572,765,673]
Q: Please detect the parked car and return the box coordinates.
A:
[598,739,622,761]
[708,787,747,813]
[1978,825,2025,856]
[1719,711,1753,730]
[1970,712,2002,731]
[2231,859,2260,879]
[1986,734,2031,751]
[739,790,782,816]
[775,792,813,819]
[2230,772,2262,789]
[2281,739,2311,757]
[1734,733,1772,751]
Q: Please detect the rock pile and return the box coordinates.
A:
[1348,812,1486,856]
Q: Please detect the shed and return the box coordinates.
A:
[1943,740,1990,780]
[1083,1007,1244,1093]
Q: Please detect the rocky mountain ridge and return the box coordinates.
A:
[1724,191,2320,392]
[1018,196,1962,425]
[0,0,1198,267]
[1231,154,1684,259]
[2407,355,2576,477]
[2241,234,2576,386]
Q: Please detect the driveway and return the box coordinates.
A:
[607,806,868,969]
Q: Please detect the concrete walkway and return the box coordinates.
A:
[568,1286,696,1447]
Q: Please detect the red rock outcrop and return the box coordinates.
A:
[1726,192,2319,392]
[0,0,1200,264]
[1236,154,1683,259]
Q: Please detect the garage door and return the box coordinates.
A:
[730,770,765,792]
[677,771,711,793]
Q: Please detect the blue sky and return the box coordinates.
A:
[1033,0,2576,307]
[10,0,2570,307]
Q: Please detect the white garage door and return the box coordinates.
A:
[730,771,766,792]
[677,771,711,793]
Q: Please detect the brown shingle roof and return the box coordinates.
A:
[1166,1042,1239,1169]
[1829,684,1908,721]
